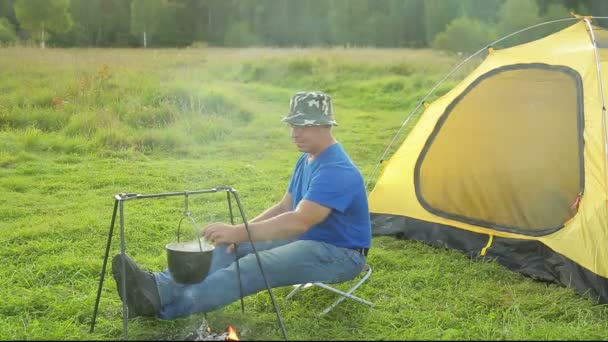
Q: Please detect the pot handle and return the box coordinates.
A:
[176,214,204,252]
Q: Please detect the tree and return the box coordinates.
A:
[67,0,102,46]
[171,0,210,45]
[0,17,17,44]
[390,0,426,47]
[98,0,132,47]
[13,0,72,48]
[536,2,572,38]
[587,0,608,18]
[424,0,462,46]
[460,0,505,23]
[496,0,541,46]
[433,16,496,53]
[0,0,18,28]
[9,0,608,48]
[328,0,370,46]
[131,0,163,47]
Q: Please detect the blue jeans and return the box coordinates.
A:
[153,238,366,319]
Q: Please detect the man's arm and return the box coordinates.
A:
[203,199,330,244]
[249,192,293,223]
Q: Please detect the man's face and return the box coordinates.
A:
[290,125,325,153]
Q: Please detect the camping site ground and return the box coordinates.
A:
[1,47,607,340]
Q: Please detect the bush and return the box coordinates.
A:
[64,111,97,137]
[433,17,497,54]
[239,62,272,82]
[95,127,133,151]
[287,59,314,75]
[134,128,192,154]
[534,3,572,40]
[47,23,90,47]
[189,41,208,49]
[0,18,17,44]
[224,21,260,47]
[495,0,541,46]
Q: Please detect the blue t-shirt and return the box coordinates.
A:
[287,143,371,249]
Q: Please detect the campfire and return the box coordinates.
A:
[182,319,240,341]
[226,326,239,341]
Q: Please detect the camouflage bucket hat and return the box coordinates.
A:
[281,91,338,126]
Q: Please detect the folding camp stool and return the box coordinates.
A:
[285,263,373,316]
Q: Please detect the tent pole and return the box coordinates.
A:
[582,18,608,201]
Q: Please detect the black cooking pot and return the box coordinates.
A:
[166,215,214,284]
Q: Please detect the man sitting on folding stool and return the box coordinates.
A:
[112,91,371,319]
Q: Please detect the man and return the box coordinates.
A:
[112,90,371,319]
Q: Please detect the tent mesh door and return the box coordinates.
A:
[415,64,584,235]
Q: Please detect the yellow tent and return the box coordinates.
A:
[369,18,608,303]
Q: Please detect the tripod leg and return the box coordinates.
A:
[90,199,118,333]
[231,190,288,340]
[118,201,129,340]
[227,192,245,313]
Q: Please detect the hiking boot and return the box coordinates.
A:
[112,253,161,318]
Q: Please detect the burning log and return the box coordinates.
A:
[182,319,240,341]
[226,326,239,341]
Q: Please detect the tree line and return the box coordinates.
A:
[0,0,607,51]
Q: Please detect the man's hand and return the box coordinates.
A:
[201,223,245,245]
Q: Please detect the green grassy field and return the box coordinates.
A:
[1,47,607,341]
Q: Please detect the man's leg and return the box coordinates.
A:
[156,240,366,319]
[111,239,295,318]
[207,238,295,274]
[153,238,295,292]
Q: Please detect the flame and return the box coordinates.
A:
[226,326,239,341]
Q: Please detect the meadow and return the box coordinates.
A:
[1,46,607,340]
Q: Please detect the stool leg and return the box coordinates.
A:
[317,265,373,316]
[285,284,307,300]
[315,283,373,316]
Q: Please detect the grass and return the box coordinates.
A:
[1,46,607,341]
